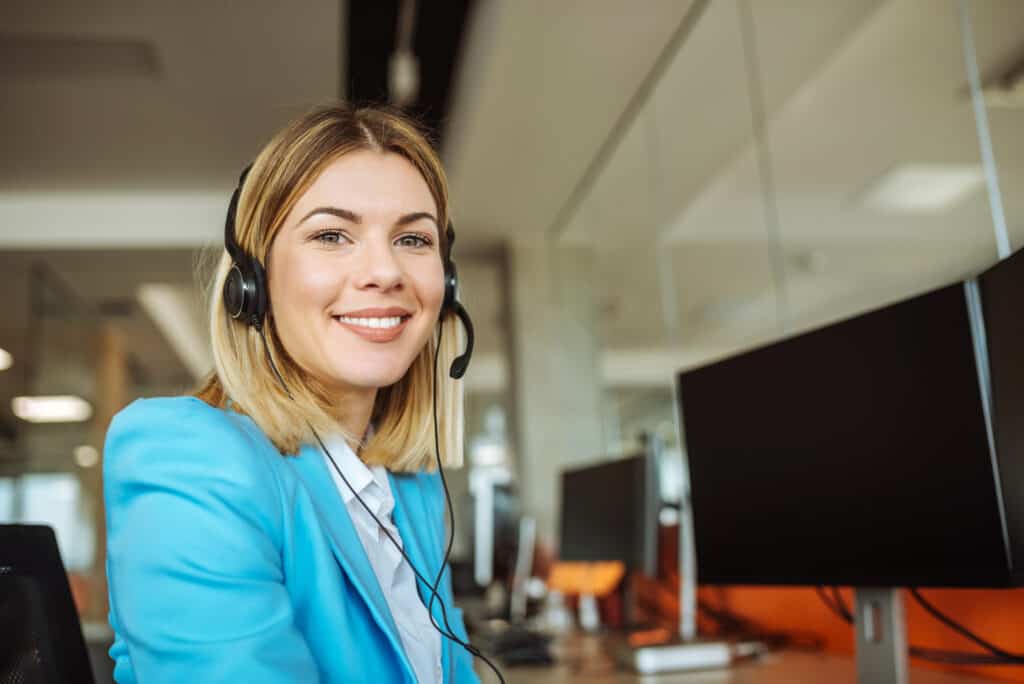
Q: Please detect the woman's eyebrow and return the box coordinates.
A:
[395,211,439,228]
[297,207,438,228]
[299,206,360,225]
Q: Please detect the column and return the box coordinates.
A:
[508,243,606,542]
[84,323,128,622]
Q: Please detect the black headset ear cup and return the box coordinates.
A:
[223,258,267,328]
[222,163,269,329]
[443,259,458,314]
[224,263,249,320]
[223,260,265,327]
[249,257,268,326]
[442,222,458,314]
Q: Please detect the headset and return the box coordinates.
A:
[222,166,503,683]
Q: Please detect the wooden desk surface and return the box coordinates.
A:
[476,635,995,684]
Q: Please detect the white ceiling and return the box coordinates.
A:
[0,0,341,253]
[0,0,341,191]
[445,0,702,245]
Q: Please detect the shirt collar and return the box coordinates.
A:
[321,433,375,504]
[320,433,393,517]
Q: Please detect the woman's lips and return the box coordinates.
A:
[333,315,411,342]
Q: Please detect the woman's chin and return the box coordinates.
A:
[329,366,409,392]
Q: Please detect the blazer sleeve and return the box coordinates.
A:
[104,398,320,684]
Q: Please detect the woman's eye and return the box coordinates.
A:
[396,234,432,248]
[314,230,347,245]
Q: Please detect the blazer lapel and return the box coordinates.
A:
[389,473,456,680]
[388,473,437,591]
[287,444,414,679]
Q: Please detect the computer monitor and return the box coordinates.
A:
[489,485,522,583]
[558,451,659,577]
[676,269,1023,588]
[978,246,1024,560]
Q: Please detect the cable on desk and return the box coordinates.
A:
[815,586,1024,667]
[909,589,1024,665]
[697,598,825,652]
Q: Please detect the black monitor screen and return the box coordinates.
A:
[980,249,1024,570]
[559,453,658,575]
[677,282,1014,587]
[490,485,521,582]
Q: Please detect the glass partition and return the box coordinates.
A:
[552,0,1019,457]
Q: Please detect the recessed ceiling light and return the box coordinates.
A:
[860,164,985,213]
[12,395,93,423]
[0,347,11,371]
[73,445,100,468]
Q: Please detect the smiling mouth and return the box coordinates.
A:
[332,314,413,342]
[334,315,409,329]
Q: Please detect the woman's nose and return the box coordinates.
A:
[353,238,404,292]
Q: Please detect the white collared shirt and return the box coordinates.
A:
[320,434,443,684]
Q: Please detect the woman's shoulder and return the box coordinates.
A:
[109,395,269,449]
[104,396,286,538]
[105,396,281,489]
[111,394,242,431]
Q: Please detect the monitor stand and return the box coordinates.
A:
[617,473,740,674]
[854,587,908,684]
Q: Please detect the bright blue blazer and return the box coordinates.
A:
[104,396,479,683]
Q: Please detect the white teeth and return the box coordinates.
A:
[337,316,404,329]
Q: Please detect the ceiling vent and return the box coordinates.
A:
[0,33,161,81]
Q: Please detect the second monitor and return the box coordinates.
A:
[559,451,659,577]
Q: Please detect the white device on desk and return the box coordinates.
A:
[626,640,767,675]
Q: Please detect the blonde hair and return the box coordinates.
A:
[195,103,464,472]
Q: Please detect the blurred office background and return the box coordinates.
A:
[1,0,1023,681]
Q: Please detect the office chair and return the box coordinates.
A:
[0,525,95,684]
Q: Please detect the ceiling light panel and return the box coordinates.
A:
[860,164,985,213]
[12,395,93,423]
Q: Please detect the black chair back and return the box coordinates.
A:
[0,525,95,684]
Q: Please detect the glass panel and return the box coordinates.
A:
[963,0,1024,254]
[0,477,13,521]
[752,0,1001,335]
[565,1,778,463]
[19,473,94,572]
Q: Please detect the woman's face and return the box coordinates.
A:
[267,149,445,395]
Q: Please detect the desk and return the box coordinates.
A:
[476,635,994,684]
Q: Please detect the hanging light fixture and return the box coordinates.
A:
[389,0,420,107]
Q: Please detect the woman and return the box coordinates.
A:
[104,104,484,683]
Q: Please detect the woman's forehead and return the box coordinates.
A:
[295,150,437,218]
